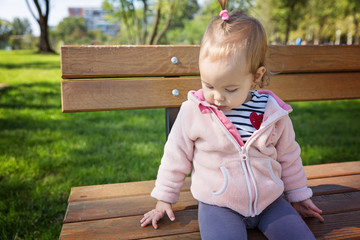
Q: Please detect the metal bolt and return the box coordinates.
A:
[172,89,180,96]
[171,57,178,64]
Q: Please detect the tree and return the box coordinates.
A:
[269,0,308,44]
[0,19,12,48]
[103,0,199,45]
[25,0,55,53]
[52,16,107,45]
[53,17,87,44]
[11,18,32,35]
[344,0,360,44]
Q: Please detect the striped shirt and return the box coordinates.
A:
[223,91,269,143]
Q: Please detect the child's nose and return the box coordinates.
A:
[214,91,225,101]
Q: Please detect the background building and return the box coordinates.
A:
[68,7,119,36]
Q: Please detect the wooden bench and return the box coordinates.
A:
[59,45,360,240]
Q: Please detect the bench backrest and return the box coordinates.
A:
[61,45,360,133]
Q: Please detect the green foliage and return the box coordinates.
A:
[0,18,34,49]
[10,18,32,36]
[103,0,200,44]
[256,0,359,44]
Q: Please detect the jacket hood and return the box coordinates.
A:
[188,89,293,113]
[188,89,293,147]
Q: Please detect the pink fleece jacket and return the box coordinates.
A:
[151,89,312,217]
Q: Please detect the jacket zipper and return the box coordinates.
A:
[210,109,255,216]
[210,108,288,216]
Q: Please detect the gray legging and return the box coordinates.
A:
[198,197,315,240]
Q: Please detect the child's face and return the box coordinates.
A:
[199,51,257,111]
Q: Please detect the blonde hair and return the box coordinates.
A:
[200,10,268,88]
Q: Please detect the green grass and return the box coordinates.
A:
[0,50,359,239]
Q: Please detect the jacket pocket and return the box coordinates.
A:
[267,159,283,185]
[212,166,229,196]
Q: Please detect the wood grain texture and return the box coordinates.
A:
[67,178,192,203]
[64,189,360,224]
[64,191,197,223]
[61,45,200,79]
[60,163,360,239]
[305,161,360,179]
[266,45,360,73]
[60,209,199,240]
[61,72,360,112]
[61,45,360,78]
[61,77,201,112]
[60,209,360,240]
[306,211,360,240]
[66,162,359,203]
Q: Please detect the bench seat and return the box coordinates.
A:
[59,161,360,240]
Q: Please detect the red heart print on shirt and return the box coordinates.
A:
[250,112,263,130]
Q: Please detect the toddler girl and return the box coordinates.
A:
[140,1,323,239]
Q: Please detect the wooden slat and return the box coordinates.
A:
[266,72,360,102]
[306,211,360,240]
[309,174,360,195]
[266,45,360,74]
[61,72,360,112]
[63,173,360,223]
[67,178,192,203]
[61,45,200,79]
[64,189,360,224]
[61,45,360,79]
[65,191,197,223]
[67,162,359,203]
[60,209,360,240]
[60,209,199,240]
[61,78,201,112]
[305,161,360,179]
[311,192,360,215]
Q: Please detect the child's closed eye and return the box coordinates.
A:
[226,88,238,92]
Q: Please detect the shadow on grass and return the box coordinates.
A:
[0,61,60,70]
[0,82,61,110]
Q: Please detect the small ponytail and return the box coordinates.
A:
[218,0,229,21]
[218,0,226,10]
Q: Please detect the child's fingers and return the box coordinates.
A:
[152,213,163,229]
[140,210,160,227]
[166,208,175,221]
[310,210,324,222]
[140,216,152,227]
[308,202,323,214]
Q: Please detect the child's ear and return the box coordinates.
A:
[253,66,266,85]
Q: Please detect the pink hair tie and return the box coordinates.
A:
[219,10,229,21]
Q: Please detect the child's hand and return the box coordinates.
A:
[140,200,175,229]
[292,198,324,222]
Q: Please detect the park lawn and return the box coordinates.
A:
[0,50,359,239]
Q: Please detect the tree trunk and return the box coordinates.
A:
[38,13,54,53]
[26,0,55,53]
[153,0,176,44]
[141,0,148,44]
[284,3,296,45]
[120,0,134,44]
[148,1,161,45]
[284,15,291,45]
[353,6,359,45]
